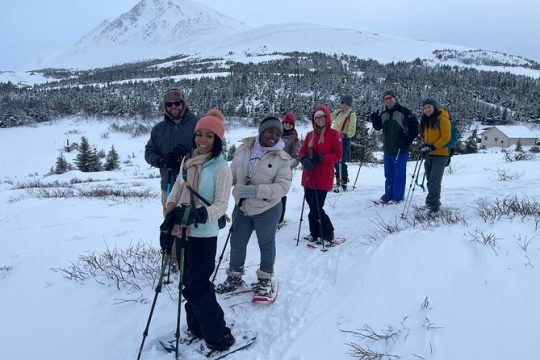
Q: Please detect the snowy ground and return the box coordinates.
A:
[1,117,539,360]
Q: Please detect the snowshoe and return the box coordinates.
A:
[251,279,279,303]
[215,276,247,294]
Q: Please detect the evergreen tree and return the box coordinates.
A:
[54,153,71,174]
[88,146,102,171]
[349,120,377,163]
[464,130,479,154]
[104,145,120,170]
[515,139,523,152]
[227,144,237,161]
[75,136,92,172]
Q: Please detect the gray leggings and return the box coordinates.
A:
[229,203,281,275]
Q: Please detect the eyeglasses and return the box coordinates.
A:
[165,101,183,108]
[383,96,394,101]
[283,122,294,126]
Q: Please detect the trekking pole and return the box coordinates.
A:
[174,228,187,360]
[211,198,245,285]
[352,161,363,190]
[415,172,426,192]
[163,170,173,284]
[312,186,327,252]
[136,251,171,360]
[400,157,424,219]
[295,195,306,246]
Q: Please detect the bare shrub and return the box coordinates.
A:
[475,196,540,224]
[367,215,403,243]
[409,207,467,228]
[51,242,162,291]
[492,168,524,181]
[23,185,156,200]
[346,343,399,360]
[28,188,76,199]
[109,120,156,137]
[0,266,14,280]
[78,186,156,200]
[14,179,73,189]
[467,228,500,255]
[342,325,401,360]
[504,151,535,162]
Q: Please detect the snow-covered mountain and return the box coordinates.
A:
[37,0,540,78]
[49,0,249,69]
[46,0,476,70]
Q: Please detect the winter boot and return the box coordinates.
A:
[205,326,235,351]
[215,270,245,294]
[252,269,274,297]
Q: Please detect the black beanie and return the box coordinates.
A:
[383,90,397,98]
[340,95,353,106]
[422,98,439,109]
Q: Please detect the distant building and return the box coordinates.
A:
[479,125,538,149]
[65,140,79,152]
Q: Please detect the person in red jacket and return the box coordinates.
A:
[298,105,343,244]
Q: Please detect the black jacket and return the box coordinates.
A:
[372,102,418,155]
[144,108,198,190]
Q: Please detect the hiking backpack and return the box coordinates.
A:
[435,108,460,151]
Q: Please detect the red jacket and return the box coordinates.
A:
[299,105,343,191]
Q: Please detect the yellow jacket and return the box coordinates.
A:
[422,109,451,156]
[331,110,357,138]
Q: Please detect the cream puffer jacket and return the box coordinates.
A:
[230,137,292,216]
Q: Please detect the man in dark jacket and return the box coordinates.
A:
[370,90,418,204]
[145,88,199,215]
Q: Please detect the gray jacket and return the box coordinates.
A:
[144,109,198,190]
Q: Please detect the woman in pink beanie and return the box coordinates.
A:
[162,108,235,351]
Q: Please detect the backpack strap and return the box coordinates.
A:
[339,110,352,134]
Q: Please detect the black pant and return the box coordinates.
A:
[181,236,227,343]
[279,196,287,223]
[304,188,334,239]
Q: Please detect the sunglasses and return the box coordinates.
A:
[283,122,294,125]
[383,96,394,101]
[165,101,183,108]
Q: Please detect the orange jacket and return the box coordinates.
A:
[422,109,451,156]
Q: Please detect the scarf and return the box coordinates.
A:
[248,136,285,178]
[177,150,211,206]
[308,125,326,155]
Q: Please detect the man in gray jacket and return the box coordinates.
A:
[145,88,199,215]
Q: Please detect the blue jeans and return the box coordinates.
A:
[334,137,351,184]
[382,152,409,202]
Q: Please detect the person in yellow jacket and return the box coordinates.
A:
[418,99,451,213]
[331,95,357,191]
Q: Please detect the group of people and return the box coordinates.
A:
[144,88,451,352]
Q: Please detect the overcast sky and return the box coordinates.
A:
[2,0,539,70]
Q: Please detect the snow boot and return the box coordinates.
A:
[215,270,245,294]
[205,327,235,351]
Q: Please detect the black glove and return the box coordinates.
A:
[159,232,174,254]
[312,153,323,163]
[162,152,179,169]
[369,111,380,122]
[300,156,314,172]
[173,143,190,159]
[160,206,188,233]
[420,144,436,157]
[186,207,208,226]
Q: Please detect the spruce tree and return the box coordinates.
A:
[104,145,120,170]
[464,130,479,154]
[54,153,71,174]
[227,144,237,161]
[75,136,92,172]
[88,146,102,171]
[349,119,377,163]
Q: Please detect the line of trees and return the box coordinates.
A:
[2,52,539,129]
